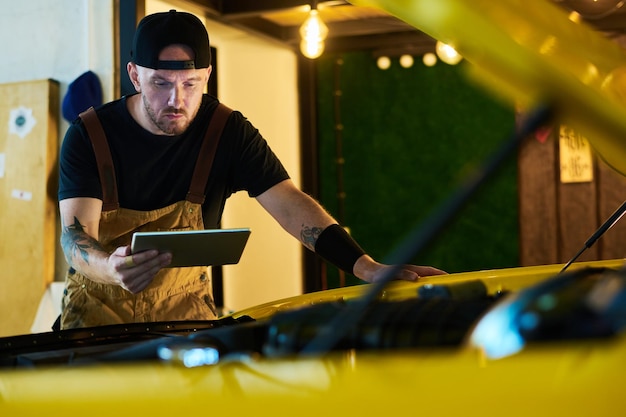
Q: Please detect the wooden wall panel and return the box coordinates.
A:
[557,178,599,263]
[519,121,626,268]
[0,79,59,337]
[518,126,559,266]
[597,159,626,259]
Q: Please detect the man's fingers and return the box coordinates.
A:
[124,256,135,268]
[118,252,172,292]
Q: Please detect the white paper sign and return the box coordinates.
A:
[11,189,32,201]
[0,153,4,178]
[9,106,37,138]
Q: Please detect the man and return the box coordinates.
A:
[58,10,445,330]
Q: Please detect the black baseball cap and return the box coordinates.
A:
[131,10,211,70]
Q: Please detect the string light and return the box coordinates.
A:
[377,56,391,70]
[399,54,414,68]
[423,52,437,67]
[435,41,463,65]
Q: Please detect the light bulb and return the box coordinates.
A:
[300,39,325,59]
[435,41,463,65]
[423,52,437,67]
[377,56,391,70]
[300,9,329,59]
[399,54,414,68]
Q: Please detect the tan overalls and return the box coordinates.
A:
[60,104,232,329]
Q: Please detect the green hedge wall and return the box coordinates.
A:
[316,52,519,287]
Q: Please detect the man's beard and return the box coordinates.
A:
[143,95,191,135]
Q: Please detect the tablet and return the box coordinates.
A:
[130,228,251,268]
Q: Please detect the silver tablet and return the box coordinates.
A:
[130,228,251,268]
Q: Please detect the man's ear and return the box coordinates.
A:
[126,62,141,92]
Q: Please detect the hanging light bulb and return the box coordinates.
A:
[435,41,463,65]
[300,5,328,59]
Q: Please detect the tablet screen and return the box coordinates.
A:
[130,228,251,268]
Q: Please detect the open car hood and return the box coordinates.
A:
[351,0,626,176]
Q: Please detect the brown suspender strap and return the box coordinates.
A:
[79,107,120,211]
[79,103,232,210]
[186,103,233,204]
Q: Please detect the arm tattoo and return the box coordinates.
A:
[300,224,324,251]
[60,216,99,266]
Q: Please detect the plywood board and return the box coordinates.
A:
[0,79,59,337]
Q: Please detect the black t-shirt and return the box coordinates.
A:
[58,94,290,228]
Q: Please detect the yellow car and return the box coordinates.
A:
[2,1,626,415]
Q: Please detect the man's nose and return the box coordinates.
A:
[167,86,184,108]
